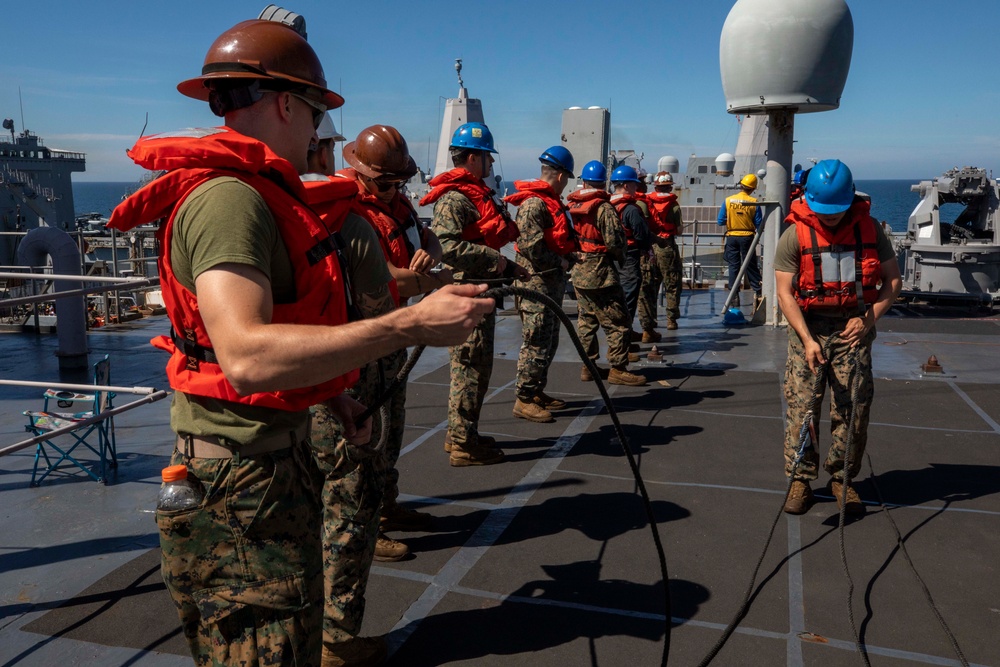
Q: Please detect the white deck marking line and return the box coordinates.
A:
[374,566,982,666]
[386,393,612,655]
[545,472,1000,517]
[946,380,1000,435]
[666,407,997,435]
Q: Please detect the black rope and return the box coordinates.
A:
[697,337,833,666]
[356,284,672,667]
[862,454,970,666]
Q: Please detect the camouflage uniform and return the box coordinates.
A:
[311,346,404,648]
[309,214,401,648]
[783,316,875,481]
[158,439,322,666]
[431,190,506,449]
[645,238,683,325]
[513,197,568,402]
[571,201,631,367]
[637,252,662,331]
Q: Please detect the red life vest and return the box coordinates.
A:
[611,193,640,248]
[335,167,423,306]
[299,173,370,317]
[786,198,881,314]
[647,191,679,238]
[567,188,611,254]
[419,168,517,249]
[108,127,357,411]
[504,179,576,255]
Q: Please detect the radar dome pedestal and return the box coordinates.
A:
[718,0,853,325]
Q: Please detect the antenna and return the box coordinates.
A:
[339,78,344,172]
[138,111,149,140]
[18,87,25,133]
[455,59,464,89]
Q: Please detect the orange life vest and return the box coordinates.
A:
[566,188,611,254]
[419,168,517,249]
[299,173,369,317]
[334,167,423,306]
[108,127,357,411]
[786,198,881,314]
[504,179,576,256]
[611,193,640,248]
[647,191,680,238]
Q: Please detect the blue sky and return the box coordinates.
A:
[2,1,997,183]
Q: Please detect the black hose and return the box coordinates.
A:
[357,283,672,667]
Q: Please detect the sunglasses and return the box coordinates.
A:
[290,92,327,129]
[367,176,406,192]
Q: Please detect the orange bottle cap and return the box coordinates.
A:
[161,464,189,483]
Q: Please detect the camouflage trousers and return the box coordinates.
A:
[783,316,875,482]
[310,353,405,648]
[156,437,323,667]
[575,283,630,368]
[638,239,682,329]
[515,270,567,401]
[447,308,496,448]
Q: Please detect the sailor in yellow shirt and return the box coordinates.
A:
[718,173,763,305]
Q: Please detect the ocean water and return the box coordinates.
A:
[73,182,138,218]
[73,179,936,233]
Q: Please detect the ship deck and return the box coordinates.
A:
[1,288,997,667]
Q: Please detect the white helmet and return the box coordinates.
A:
[316,112,346,142]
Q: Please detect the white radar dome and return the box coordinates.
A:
[657,156,680,174]
[720,0,853,114]
[715,153,736,176]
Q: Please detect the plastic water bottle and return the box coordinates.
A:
[156,464,203,511]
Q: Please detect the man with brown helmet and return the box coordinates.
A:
[109,19,494,666]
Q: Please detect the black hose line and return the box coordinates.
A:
[357,283,672,667]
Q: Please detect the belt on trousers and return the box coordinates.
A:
[176,421,310,459]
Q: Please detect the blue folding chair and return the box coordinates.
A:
[23,354,118,486]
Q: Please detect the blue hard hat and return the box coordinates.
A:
[539,145,574,174]
[792,169,806,186]
[450,122,498,154]
[580,160,607,183]
[610,164,640,184]
[805,159,854,214]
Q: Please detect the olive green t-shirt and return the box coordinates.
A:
[169,177,305,446]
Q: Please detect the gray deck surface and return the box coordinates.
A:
[1,289,997,666]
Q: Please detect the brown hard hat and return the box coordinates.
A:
[344,125,418,180]
[177,20,344,110]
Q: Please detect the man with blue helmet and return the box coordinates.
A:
[774,159,901,516]
[567,161,646,386]
[503,146,578,422]
[420,122,528,465]
[609,165,651,336]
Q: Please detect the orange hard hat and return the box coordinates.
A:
[177,20,344,110]
[344,125,418,180]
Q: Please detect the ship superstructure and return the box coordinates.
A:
[0,120,86,266]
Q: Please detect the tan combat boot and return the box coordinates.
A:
[608,367,647,386]
[513,398,554,423]
[783,480,814,515]
[580,364,609,382]
[444,433,496,453]
[627,352,641,363]
[374,532,409,562]
[666,319,678,330]
[449,439,505,467]
[829,479,865,516]
[642,330,662,343]
[321,636,387,667]
[534,391,567,410]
